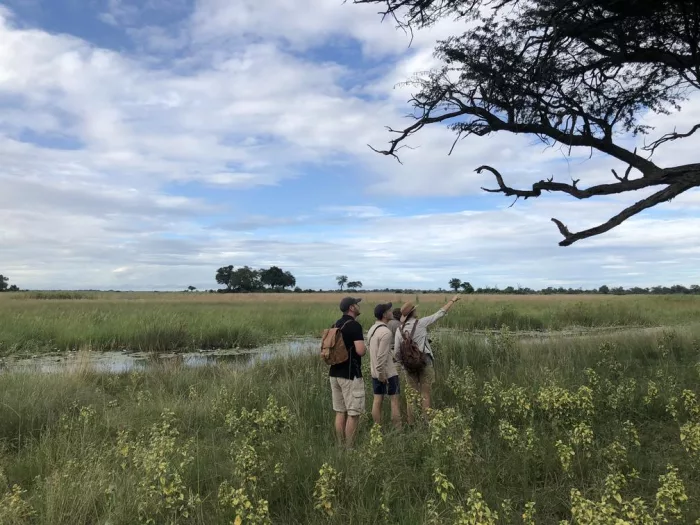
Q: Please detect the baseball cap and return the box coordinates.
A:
[339,296,362,312]
[373,302,393,319]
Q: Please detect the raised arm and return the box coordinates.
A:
[420,295,461,327]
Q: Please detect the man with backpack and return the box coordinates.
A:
[367,302,402,430]
[394,295,461,423]
[323,296,366,448]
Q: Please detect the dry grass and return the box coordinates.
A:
[3,290,660,304]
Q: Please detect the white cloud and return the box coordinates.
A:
[0,2,698,291]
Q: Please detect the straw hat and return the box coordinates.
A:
[399,301,416,323]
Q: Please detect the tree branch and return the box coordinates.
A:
[370,102,662,176]
[644,123,700,153]
[476,164,666,200]
[552,182,693,246]
[477,163,700,246]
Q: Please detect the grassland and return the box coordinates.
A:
[2,294,700,524]
[3,291,700,355]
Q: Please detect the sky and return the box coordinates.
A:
[1,0,699,291]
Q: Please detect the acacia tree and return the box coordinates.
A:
[0,275,8,292]
[337,275,349,291]
[460,281,475,294]
[449,278,462,291]
[354,0,700,245]
[347,280,363,291]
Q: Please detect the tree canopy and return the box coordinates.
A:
[0,274,19,292]
[215,265,297,293]
[355,0,700,245]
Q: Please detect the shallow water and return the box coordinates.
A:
[0,325,672,375]
[0,337,319,374]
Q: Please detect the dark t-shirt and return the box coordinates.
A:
[328,315,364,379]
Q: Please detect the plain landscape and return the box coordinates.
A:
[1,292,700,524]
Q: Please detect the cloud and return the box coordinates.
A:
[0,1,698,292]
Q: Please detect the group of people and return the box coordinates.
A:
[327,295,461,447]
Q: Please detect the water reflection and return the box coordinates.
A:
[0,337,319,374]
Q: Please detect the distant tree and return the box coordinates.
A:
[347,280,363,291]
[449,278,462,292]
[8,284,19,292]
[229,266,262,293]
[187,286,197,292]
[460,282,474,294]
[215,265,235,292]
[260,266,287,290]
[599,285,610,295]
[0,275,8,292]
[337,275,348,291]
[283,271,296,290]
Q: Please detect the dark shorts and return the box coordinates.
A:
[372,375,400,396]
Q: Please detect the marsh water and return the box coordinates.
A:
[0,337,319,374]
[0,325,666,374]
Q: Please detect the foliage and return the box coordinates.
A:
[1,318,700,522]
[0,274,19,292]
[336,275,348,291]
[216,265,297,293]
[356,0,700,246]
[346,280,363,291]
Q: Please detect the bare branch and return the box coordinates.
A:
[553,182,694,246]
[476,164,671,200]
[644,124,700,153]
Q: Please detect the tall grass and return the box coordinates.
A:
[1,326,700,523]
[2,292,700,354]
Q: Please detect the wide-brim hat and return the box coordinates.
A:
[399,301,416,323]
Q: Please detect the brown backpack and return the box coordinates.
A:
[320,320,352,366]
[398,319,427,373]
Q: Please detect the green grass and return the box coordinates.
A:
[2,292,700,354]
[2,324,700,524]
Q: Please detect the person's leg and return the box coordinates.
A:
[404,371,420,425]
[387,376,402,430]
[330,377,347,445]
[420,360,436,418]
[372,395,384,425]
[371,378,386,425]
[335,412,347,445]
[345,378,366,448]
[345,415,360,447]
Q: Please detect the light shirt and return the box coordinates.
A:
[367,321,398,381]
[393,308,447,360]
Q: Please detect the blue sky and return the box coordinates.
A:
[1,0,699,291]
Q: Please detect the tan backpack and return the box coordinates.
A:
[320,320,352,366]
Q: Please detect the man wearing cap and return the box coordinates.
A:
[395,295,461,423]
[329,296,366,447]
[367,302,402,429]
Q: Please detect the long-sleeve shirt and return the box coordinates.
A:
[368,321,398,381]
[393,308,447,360]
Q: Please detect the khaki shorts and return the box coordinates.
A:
[403,358,435,391]
[330,377,365,416]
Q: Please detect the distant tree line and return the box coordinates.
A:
[0,274,20,292]
[445,279,700,295]
[215,265,297,293]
